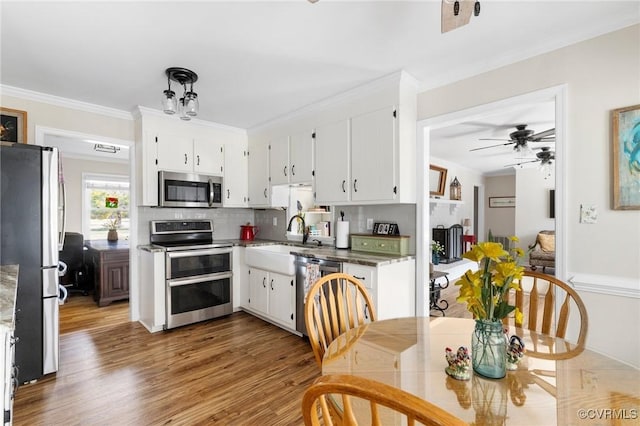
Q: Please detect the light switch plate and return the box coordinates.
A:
[272,217,278,226]
[366,218,374,230]
[580,204,597,224]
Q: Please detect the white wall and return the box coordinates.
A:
[417,24,640,366]
[484,175,516,240]
[60,156,129,234]
[515,167,556,249]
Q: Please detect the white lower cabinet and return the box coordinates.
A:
[343,259,415,320]
[2,326,15,426]
[138,249,166,333]
[245,267,296,332]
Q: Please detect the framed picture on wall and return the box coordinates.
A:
[611,104,640,210]
[0,107,28,144]
[429,164,447,197]
[489,196,515,208]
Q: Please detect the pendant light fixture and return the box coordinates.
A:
[162,67,199,119]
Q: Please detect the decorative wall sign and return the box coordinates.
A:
[0,107,28,143]
[611,104,640,210]
[488,196,515,208]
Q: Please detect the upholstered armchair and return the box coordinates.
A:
[529,230,555,272]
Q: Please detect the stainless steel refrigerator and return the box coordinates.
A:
[0,142,60,383]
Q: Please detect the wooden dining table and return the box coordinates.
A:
[322,317,640,425]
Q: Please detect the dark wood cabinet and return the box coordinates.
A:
[85,240,130,307]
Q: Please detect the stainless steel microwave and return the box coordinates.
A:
[158,171,223,208]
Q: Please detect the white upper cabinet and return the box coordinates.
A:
[135,108,247,206]
[350,107,397,202]
[193,138,224,176]
[156,123,224,176]
[248,71,417,206]
[269,136,289,186]
[314,119,350,204]
[224,135,248,207]
[289,130,314,185]
[248,137,271,207]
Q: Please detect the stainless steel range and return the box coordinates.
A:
[150,220,233,329]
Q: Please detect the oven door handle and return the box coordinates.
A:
[167,271,233,287]
[166,248,232,259]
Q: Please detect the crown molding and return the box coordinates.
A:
[0,84,134,121]
[249,70,418,133]
[134,106,247,135]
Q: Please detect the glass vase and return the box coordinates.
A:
[432,252,440,265]
[472,319,507,379]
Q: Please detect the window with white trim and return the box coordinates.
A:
[82,174,130,240]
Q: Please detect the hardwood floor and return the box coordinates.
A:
[14,296,319,425]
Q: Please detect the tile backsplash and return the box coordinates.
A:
[137,207,255,244]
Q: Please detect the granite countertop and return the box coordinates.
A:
[85,239,130,251]
[241,239,415,267]
[0,264,19,328]
[137,239,414,266]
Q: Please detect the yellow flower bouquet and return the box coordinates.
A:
[456,235,528,378]
[456,237,526,322]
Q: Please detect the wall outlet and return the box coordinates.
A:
[272,217,278,226]
[366,218,374,230]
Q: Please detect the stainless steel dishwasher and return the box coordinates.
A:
[295,255,341,336]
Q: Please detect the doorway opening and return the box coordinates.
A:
[417,85,567,317]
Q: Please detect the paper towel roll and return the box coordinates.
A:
[335,221,350,249]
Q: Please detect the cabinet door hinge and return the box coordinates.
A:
[393,110,397,118]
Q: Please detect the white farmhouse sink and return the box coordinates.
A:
[245,245,296,275]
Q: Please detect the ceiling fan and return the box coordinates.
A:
[470,124,555,152]
[504,147,555,168]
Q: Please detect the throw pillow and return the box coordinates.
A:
[537,232,555,252]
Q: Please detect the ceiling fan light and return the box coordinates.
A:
[162,89,177,114]
[514,144,534,160]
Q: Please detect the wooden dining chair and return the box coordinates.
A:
[302,374,468,426]
[503,270,588,358]
[305,273,376,368]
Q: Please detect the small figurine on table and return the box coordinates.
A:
[506,335,525,370]
[445,346,471,381]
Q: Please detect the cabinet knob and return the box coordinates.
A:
[353,179,358,192]
[263,277,266,288]
[341,180,346,193]
[197,155,200,166]
[270,279,274,291]
[263,188,268,199]
[353,275,365,281]
[283,165,287,177]
[184,154,188,165]
[227,189,230,199]
[291,164,295,176]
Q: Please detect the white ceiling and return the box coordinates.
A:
[430,101,556,175]
[1,1,638,133]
